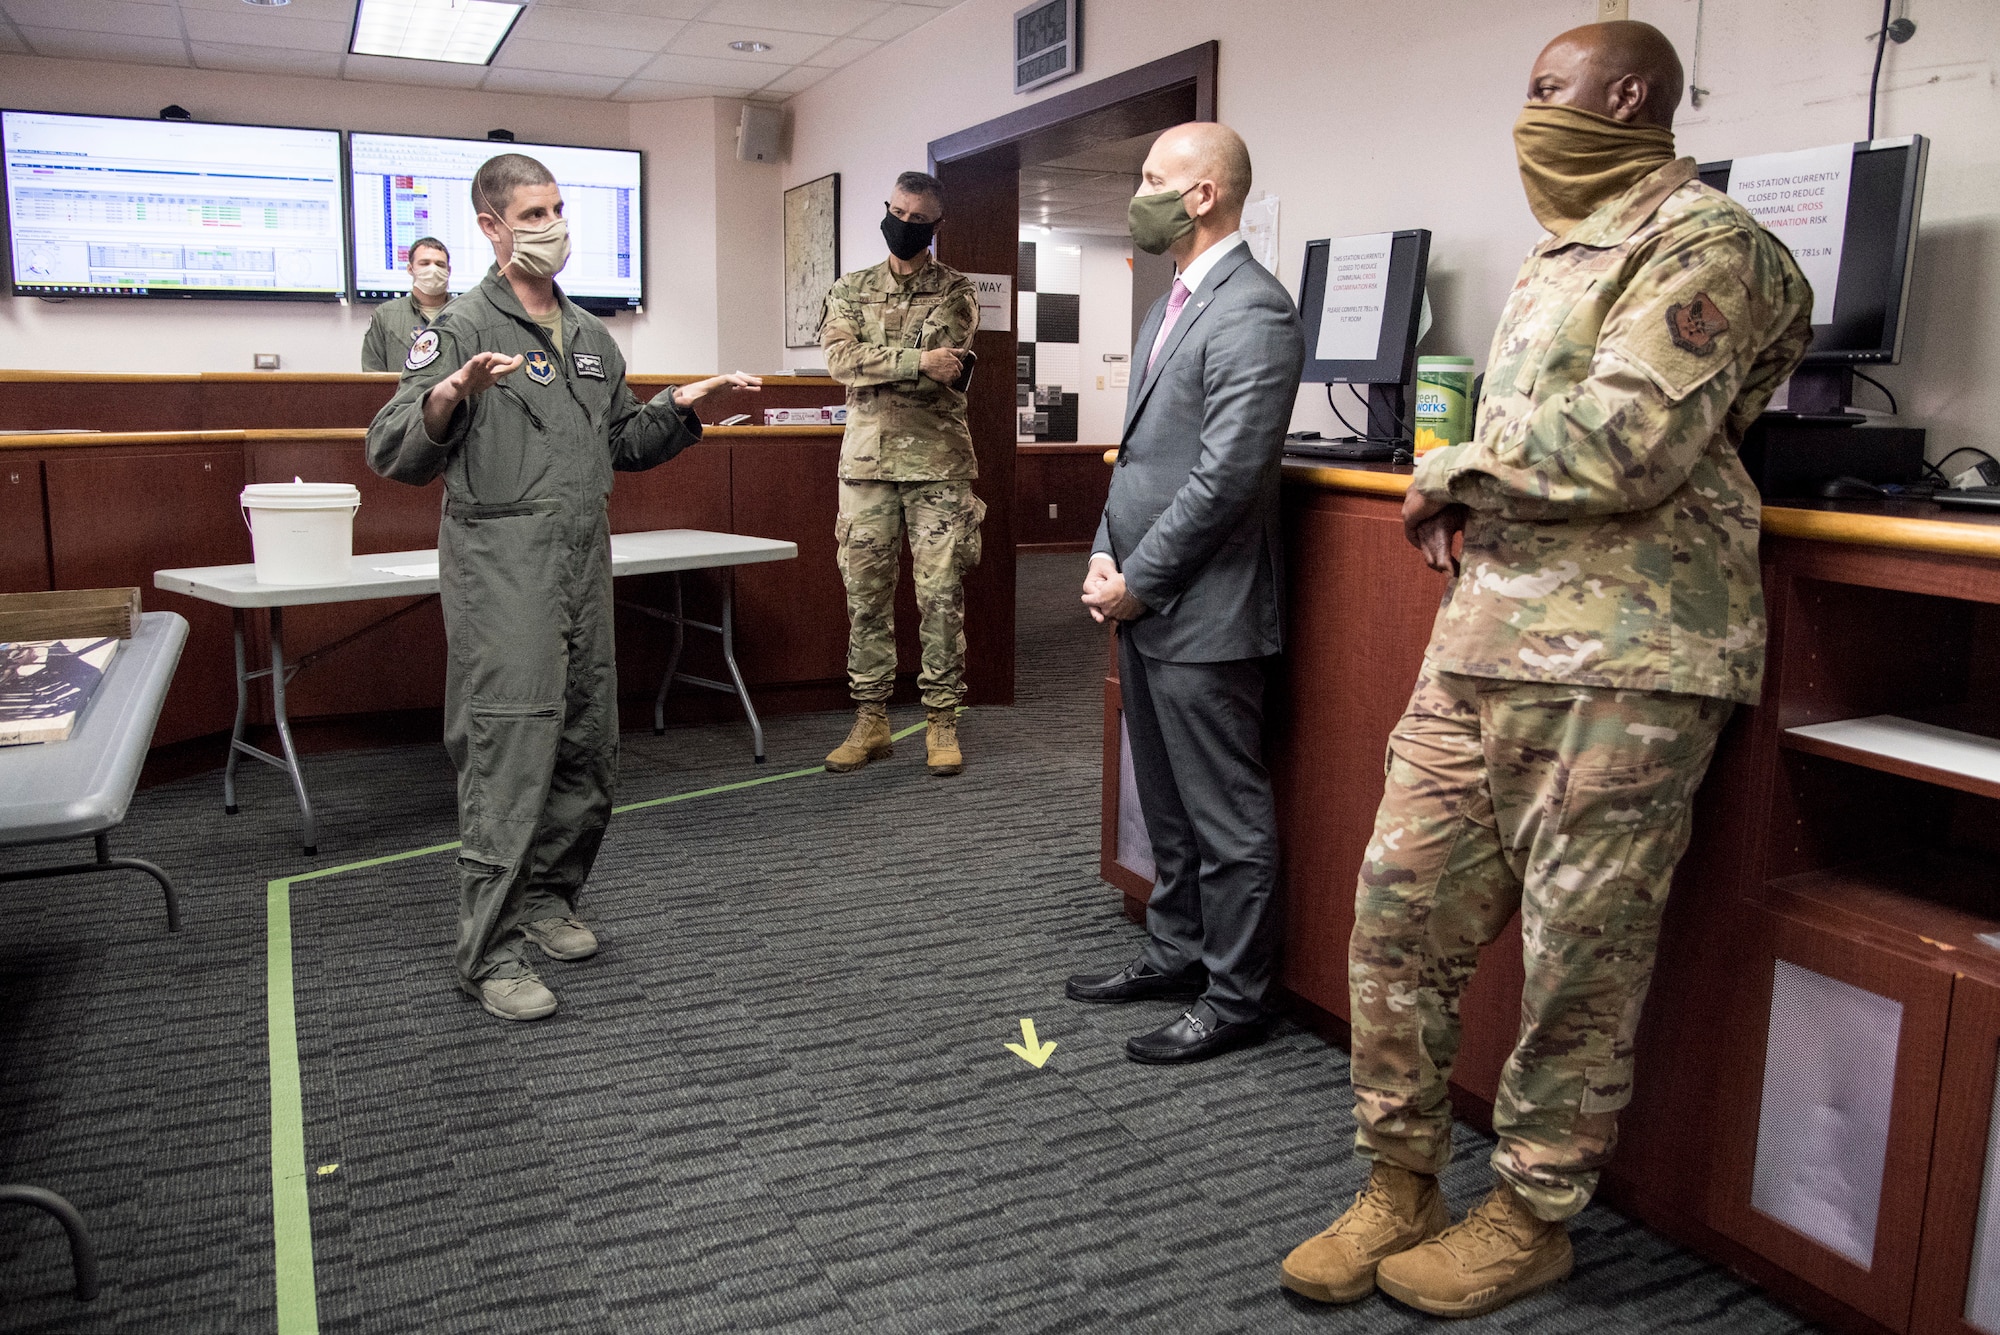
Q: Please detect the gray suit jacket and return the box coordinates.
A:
[1093,244,1305,663]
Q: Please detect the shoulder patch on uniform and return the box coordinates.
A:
[524,349,555,385]
[405,327,441,371]
[1664,292,1729,356]
[572,351,605,380]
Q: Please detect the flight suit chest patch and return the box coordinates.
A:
[524,349,556,385]
[572,351,605,380]
[406,328,441,371]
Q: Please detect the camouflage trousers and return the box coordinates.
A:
[1349,668,1731,1221]
[835,478,985,709]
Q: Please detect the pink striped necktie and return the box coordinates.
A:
[1146,276,1191,375]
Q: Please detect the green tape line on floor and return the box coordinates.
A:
[265,715,937,1334]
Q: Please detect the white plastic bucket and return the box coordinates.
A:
[241,480,361,585]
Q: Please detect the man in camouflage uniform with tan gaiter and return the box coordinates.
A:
[821,170,983,777]
[1280,21,1811,1319]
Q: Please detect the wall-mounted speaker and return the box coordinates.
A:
[736,104,783,164]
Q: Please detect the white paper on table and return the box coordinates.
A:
[1242,195,1280,275]
[374,562,440,580]
[1727,142,1853,324]
[1315,231,1394,363]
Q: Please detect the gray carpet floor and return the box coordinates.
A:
[0,552,1814,1333]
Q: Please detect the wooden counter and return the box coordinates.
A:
[1100,458,2000,1335]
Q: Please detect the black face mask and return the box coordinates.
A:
[881,207,938,261]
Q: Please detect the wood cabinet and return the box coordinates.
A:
[1016,443,1114,550]
[0,459,48,592]
[43,446,250,745]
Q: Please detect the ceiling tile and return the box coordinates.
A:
[696,0,893,38]
[191,40,344,76]
[0,26,26,54]
[1,0,182,39]
[533,0,709,16]
[492,36,652,77]
[511,4,683,52]
[481,67,628,97]
[666,20,830,64]
[173,0,351,13]
[755,63,834,95]
[181,10,349,52]
[801,35,878,68]
[848,4,936,42]
[340,51,493,87]
[612,77,750,102]
[14,25,188,64]
[637,49,783,89]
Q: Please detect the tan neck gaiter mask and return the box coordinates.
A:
[1513,103,1677,237]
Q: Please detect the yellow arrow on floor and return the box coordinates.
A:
[1005,1017,1057,1068]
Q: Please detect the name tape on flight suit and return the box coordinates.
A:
[572,352,606,380]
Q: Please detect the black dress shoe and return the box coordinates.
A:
[1125,1008,1268,1064]
[1065,957,1206,1003]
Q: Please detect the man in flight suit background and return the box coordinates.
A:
[1279,21,1812,1317]
[820,170,983,778]
[367,153,757,1022]
[361,236,452,372]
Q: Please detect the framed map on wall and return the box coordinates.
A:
[784,173,840,348]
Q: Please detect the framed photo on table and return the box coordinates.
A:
[784,173,840,348]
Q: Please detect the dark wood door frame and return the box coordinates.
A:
[928,42,1218,171]
[924,42,1218,708]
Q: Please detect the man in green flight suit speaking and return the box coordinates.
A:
[368,153,757,1022]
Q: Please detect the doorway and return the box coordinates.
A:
[926,42,1217,706]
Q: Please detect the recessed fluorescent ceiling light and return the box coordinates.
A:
[349,0,525,65]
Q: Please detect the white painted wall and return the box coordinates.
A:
[779,0,2000,464]
[1069,231,1134,445]
[0,54,781,376]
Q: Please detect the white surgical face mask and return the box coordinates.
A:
[411,261,449,298]
[505,218,570,279]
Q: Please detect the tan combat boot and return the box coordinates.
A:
[1374,1181,1573,1318]
[1280,1163,1448,1303]
[825,702,893,772]
[925,707,963,776]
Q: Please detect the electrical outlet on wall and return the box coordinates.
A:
[254,352,280,370]
[1048,504,1059,519]
[1598,0,1629,18]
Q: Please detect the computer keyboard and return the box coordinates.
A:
[1932,487,2000,511]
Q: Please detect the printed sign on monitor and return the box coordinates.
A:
[2,109,346,300]
[349,133,643,309]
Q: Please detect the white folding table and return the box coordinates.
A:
[155,529,796,856]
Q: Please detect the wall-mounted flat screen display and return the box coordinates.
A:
[2,109,346,300]
[349,133,643,312]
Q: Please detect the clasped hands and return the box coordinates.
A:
[1082,553,1148,624]
[1402,488,1467,576]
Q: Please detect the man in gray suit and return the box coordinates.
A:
[1068,122,1305,1064]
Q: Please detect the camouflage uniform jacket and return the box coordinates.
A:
[821,257,980,481]
[1412,158,1813,703]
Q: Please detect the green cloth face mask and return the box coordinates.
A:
[1128,185,1197,255]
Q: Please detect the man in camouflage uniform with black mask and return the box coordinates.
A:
[821,170,983,777]
[1281,21,1811,1318]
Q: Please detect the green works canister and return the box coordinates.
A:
[1414,356,1475,454]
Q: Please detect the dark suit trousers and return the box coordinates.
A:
[1118,629,1281,1024]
